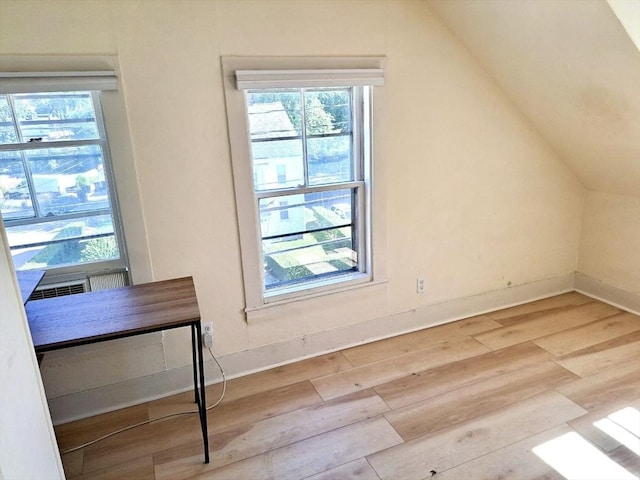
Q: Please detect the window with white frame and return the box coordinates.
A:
[0,72,127,275]
[225,62,385,308]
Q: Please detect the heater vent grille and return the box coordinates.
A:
[28,269,128,301]
[28,281,87,301]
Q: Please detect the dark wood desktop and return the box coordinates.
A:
[16,270,45,305]
[23,275,210,463]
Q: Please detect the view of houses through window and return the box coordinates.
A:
[246,86,369,293]
[0,91,124,272]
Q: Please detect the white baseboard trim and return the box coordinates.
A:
[574,272,640,315]
[48,274,574,424]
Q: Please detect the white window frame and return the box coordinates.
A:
[0,71,129,278]
[222,57,387,312]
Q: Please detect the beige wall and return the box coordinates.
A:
[429,0,640,198]
[578,192,640,294]
[0,0,586,421]
[425,0,640,310]
[0,226,64,479]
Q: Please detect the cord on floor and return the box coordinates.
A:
[61,346,226,454]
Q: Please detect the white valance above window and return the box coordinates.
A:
[235,68,384,90]
[0,71,117,94]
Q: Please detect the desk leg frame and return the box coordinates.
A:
[191,322,210,463]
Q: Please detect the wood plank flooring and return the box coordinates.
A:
[55,292,640,479]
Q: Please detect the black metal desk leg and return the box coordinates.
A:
[195,321,210,463]
[191,324,199,404]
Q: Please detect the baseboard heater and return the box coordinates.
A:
[28,269,129,301]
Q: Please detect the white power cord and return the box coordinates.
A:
[61,345,226,455]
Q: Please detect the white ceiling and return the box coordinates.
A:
[429,0,640,197]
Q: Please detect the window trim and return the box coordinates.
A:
[0,71,117,94]
[222,56,387,313]
[235,69,384,89]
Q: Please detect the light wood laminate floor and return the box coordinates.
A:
[55,292,640,479]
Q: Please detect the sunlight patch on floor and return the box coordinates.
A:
[533,431,638,480]
[594,407,640,456]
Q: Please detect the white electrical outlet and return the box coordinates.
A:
[203,322,213,336]
[202,322,214,347]
[416,277,425,294]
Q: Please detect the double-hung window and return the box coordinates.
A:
[225,62,385,309]
[0,72,127,276]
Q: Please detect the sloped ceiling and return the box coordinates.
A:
[429,0,640,197]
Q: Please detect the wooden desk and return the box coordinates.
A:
[16,270,45,305]
[25,276,210,463]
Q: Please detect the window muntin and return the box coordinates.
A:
[0,91,124,272]
[245,86,369,297]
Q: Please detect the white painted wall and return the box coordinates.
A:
[427,0,640,311]
[0,224,64,479]
[578,192,640,295]
[0,0,585,422]
[429,0,640,198]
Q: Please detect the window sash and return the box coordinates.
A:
[1,93,112,225]
[255,180,364,200]
[257,184,365,289]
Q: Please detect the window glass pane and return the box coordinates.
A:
[305,89,353,186]
[304,90,351,135]
[259,188,355,290]
[0,151,35,220]
[13,92,99,142]
[248,90,304,191]
[6,214,118,271]
[247,90,302,138]
[0,95,18,144]
[308,135,352,185]
[263,228,356,290]
[24,145,110,216]
[251,139,303,190]
[259,189,352,239]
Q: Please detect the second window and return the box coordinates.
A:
[245,85,372,296]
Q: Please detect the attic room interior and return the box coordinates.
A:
[0,0,638,479]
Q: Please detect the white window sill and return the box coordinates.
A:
[245,275,388,316]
